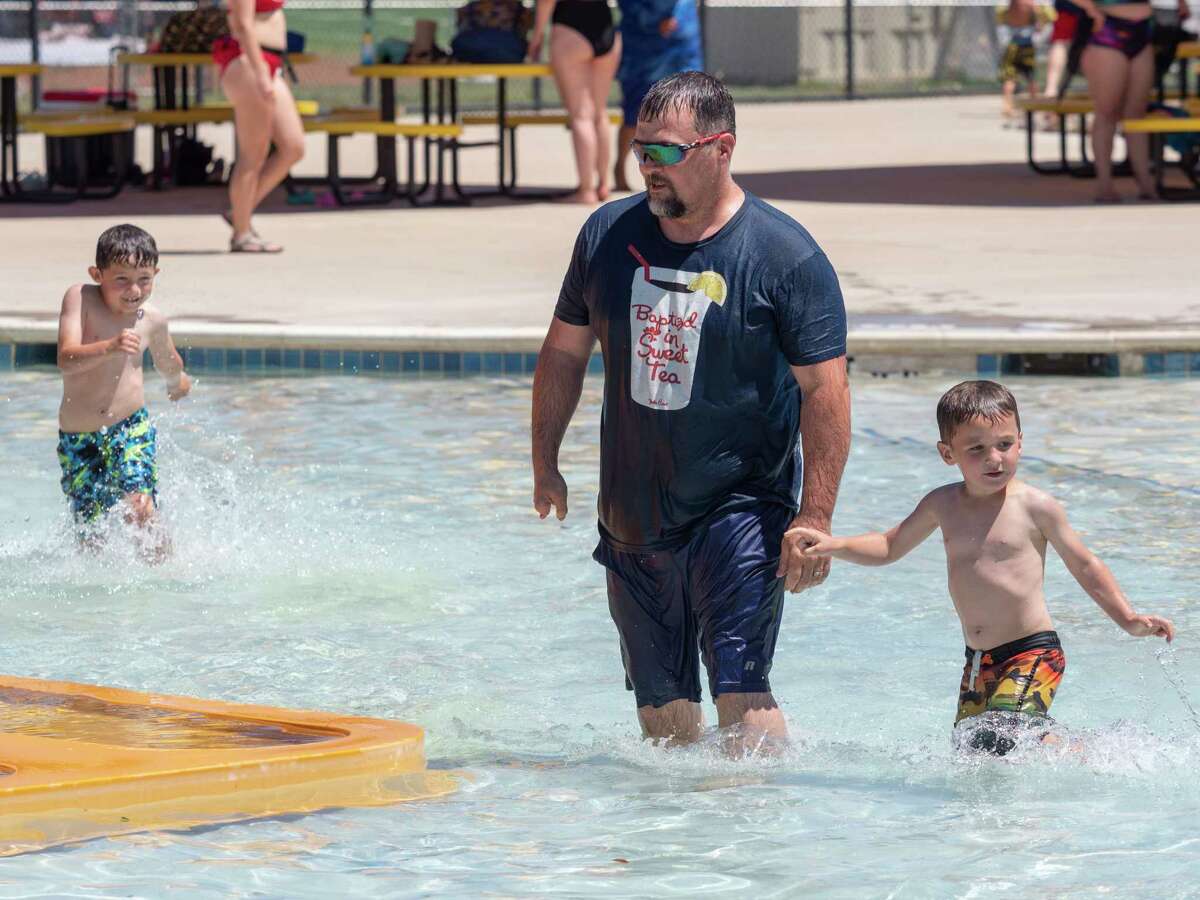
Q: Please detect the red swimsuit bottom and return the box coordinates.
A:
[212,36,284,78]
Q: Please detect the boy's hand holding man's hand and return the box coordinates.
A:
[778,518,834,592]
[1123,613,1175,642]
[788,525,842,558]
[167,371,192,402]
[107,329,141,356]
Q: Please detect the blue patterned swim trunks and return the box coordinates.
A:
[57,407,158,521]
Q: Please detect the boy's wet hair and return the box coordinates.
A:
[936,380,1021,442]
[638,71,736,137]
[95,224,158,270]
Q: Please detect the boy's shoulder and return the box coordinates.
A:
[1009,479,1064,519]
[921,481,962,510]
[62,282,93,306]
[139,303,168,327]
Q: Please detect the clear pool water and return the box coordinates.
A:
[1,371,1198,896]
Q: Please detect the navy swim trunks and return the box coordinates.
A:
[594,501,793,709]
[57,407,158,521]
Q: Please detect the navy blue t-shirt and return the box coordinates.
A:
[555,191,847,550]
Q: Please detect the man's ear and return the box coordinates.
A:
[719,132,736,161]
[937,441,955,465]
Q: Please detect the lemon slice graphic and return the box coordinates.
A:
[687,271,727,305]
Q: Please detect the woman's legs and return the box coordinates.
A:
[1121,46,1156,197]
[221,59,305,248]
[222,57,272,236]
[614,123,635,191]
[551,23,600,202]
[1081,43,1129,201]
[249,76,306,209]
[589,32,621,200]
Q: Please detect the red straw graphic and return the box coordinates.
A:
[627,244,652,283]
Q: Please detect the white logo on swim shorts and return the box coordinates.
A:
[627,258,726,412]
[744,660,756,672]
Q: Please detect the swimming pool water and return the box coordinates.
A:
[1,371,1198,896]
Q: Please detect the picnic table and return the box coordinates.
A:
[117,52,317,111]
[118,52,316,188]
[350,62,553,204]
[0,64,44,198]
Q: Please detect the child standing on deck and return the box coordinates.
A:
[997,0,1053,121]
[55,224,191,554]
[790,381,1174,754]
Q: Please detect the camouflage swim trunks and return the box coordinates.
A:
[955,630,1065,724]
[57,407,158,521]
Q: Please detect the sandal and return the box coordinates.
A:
[223,211,260,237]
[230,233,283,253]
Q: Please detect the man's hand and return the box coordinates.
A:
[168,371,192,401]
[658,16,678,36]
[533,466,568,520]
[777,515,832,593]
[527,33,543,61]
[1124,613,1175,642]
[107,329,141,356]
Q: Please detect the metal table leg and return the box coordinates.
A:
[1,76,17,197]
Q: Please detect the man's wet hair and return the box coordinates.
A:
[95,224,158,270]
[936,380,1021,443]
[638,71,736,137]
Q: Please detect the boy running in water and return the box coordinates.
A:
[791,380,1174,754]
[56,224,191,553]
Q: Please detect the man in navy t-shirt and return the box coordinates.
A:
[531,71,851,753]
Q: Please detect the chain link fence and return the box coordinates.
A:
[705,0,1001,99]
[1,0,1015,113]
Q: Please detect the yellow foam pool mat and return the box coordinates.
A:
[0,675,456,856]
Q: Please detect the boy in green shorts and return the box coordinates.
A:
[790,380,1174,754]
[55,224,191,551]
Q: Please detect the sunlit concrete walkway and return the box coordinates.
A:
[1,95,1196,342]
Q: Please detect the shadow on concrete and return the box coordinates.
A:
[736,162,1117,208]
[0,182,574,219]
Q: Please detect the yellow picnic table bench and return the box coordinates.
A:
[1121,109,1200,199]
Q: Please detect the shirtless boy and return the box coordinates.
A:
[791,380,1174,753]
[56,224,191,543]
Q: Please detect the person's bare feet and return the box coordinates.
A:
[1093,190,1122,204]
[556,189,599,204]
[613,167,631,192]
[597,182,611,202]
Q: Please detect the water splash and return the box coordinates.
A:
[1156,647,1200,734]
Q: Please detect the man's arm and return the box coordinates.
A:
[791,492,939,567]
[145,311,191,400]
[776,355,851,592]
[1031,492,1175,641]
[531,317,595,520]
[57,285,135,374]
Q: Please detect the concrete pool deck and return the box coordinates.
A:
[1,95,1198,375]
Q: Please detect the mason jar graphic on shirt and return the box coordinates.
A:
[626,245,728,411]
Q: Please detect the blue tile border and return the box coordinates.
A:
[976,353,999,376]
[3,341,1191,379]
